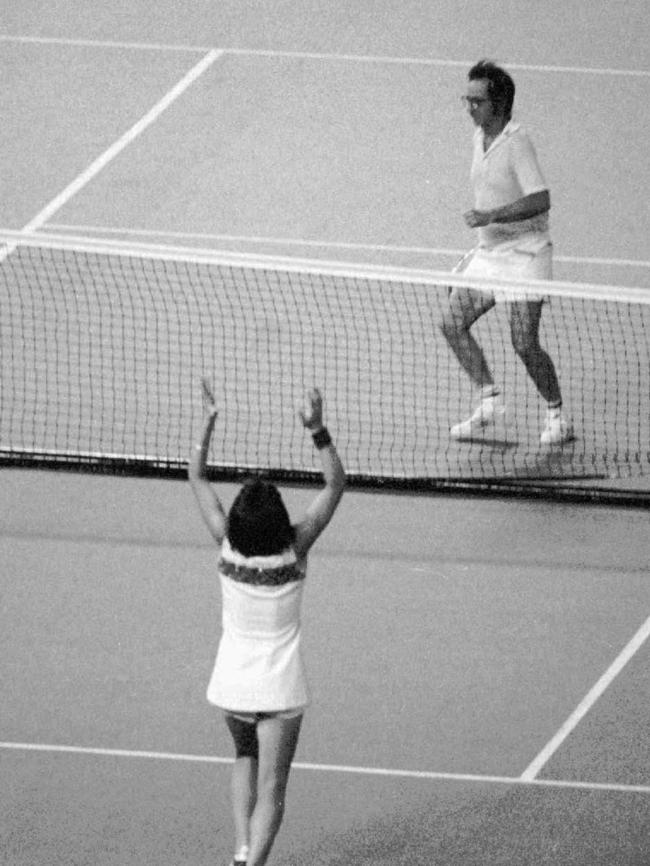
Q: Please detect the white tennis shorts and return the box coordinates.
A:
[458,236,553,303]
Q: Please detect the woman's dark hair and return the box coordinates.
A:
[469,59,515,118]
[227,478,295,557]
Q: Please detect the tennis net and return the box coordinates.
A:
[1,230,649,504]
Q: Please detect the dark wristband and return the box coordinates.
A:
[312,427,332,449]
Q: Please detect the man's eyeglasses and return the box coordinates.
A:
[460,96,490,109]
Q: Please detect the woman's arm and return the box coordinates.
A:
[188,379,227,544]
[293,389,346,558]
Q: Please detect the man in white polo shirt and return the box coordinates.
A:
[440,59,573,445]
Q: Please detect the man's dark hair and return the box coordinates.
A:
[469,60,515,118]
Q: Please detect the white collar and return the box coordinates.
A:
[476,119,520,153]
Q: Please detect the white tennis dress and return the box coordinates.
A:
[206,537,310,713]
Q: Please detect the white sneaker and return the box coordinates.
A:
[231,844,249,865]
[540,410,574,445]
[450,396,506,440]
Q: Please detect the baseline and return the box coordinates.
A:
[1,35,649,78]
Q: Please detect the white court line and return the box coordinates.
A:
[225,48,650,79]
[43,223,650,271]
[0,50,221,268]
[0,34,207,53]
[20,49,222,234]
[1,741,648,795]
[521,615,650,782]
[1,34,649,78]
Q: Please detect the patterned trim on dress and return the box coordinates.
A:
[219,538,305,587]
[219,557,305,586]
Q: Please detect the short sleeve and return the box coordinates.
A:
[510,128,548,195]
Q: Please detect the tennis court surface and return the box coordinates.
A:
[2,2,649,863]
[2,470,649,865]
